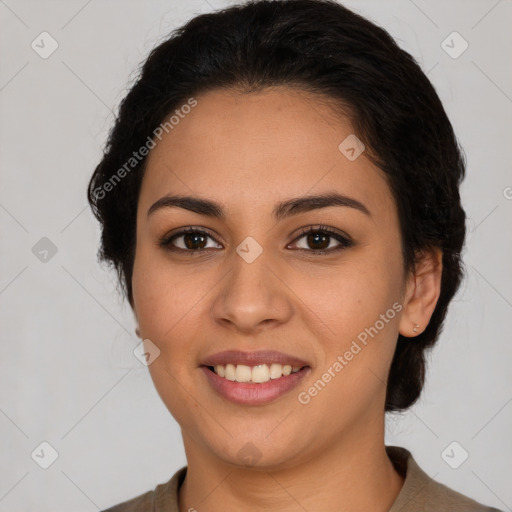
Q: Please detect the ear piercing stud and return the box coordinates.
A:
[413,323,420,333]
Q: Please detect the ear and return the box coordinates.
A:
[398,247,443,338]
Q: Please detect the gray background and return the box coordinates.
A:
[0,0,511,510]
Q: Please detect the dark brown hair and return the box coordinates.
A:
[87,0,466,412]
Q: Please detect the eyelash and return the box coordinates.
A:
[158,225,354,256]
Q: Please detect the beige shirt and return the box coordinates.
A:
[102,446,502,511]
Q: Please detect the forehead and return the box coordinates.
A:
[138,87,394,221]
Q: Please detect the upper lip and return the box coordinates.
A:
[201,350,310,368]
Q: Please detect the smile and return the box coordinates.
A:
[201,364,311,405]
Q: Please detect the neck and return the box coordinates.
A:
[178,418,404,512]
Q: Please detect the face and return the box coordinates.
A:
[131,86,411,469]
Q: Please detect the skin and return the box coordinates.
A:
[131,86,442,512]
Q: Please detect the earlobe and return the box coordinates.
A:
[398,248,443,338]
[133,310,141,338]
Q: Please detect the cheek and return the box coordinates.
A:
[291,249,403,343]
[132,251,213,424]
[292,262,402,424]
[131,247,220,379]
[132,246,201,338]
[291,253,404,418]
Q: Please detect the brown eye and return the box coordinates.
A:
[181,232,208,250]
[304,232,331,250]
[290,226,354,254]
[160,227,222,254]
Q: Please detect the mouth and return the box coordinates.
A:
[200,360,311,405]
[200,349,311,405]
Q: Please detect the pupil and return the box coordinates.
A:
[185,233,206,250]
[308,233,328,250]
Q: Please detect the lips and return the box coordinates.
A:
[201,349,310,368]
[201,365,311,405]
[200,350,311,405]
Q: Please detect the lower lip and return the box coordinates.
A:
[200,366,311,405]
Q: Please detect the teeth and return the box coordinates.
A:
[212,363,304,383]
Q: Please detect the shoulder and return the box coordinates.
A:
[387,446,503,512]
[101,490,153,512]
[101,466,187,512]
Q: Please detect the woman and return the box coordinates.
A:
[88,1,503,510]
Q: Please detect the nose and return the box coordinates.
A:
[211,249,294,334]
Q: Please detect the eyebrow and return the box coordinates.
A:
[147,192,371,220]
